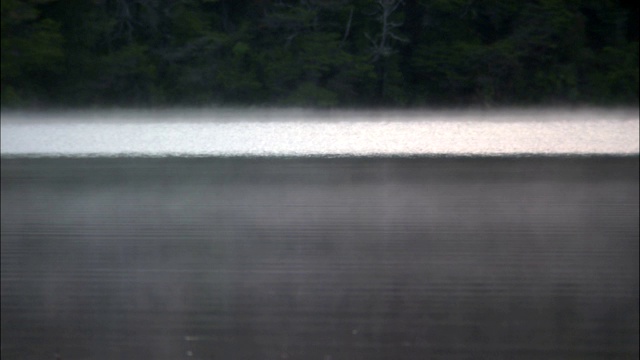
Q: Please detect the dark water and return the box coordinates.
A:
[1,157,638,359]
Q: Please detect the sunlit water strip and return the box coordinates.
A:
[1,109,638,156]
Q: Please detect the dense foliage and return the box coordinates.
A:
[2,0,638,108]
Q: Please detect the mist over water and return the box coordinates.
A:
[1,109,639,359]
[2,157,639,359]
[1,109,638,157]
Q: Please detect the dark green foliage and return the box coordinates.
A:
[1,0,64,105]
[1,0,638,108]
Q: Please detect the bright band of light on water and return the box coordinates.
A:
[1,109,638,156]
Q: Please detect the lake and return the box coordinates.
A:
[1,109,638,156]
[1,155,638,359]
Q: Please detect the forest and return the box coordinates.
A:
[2,0,638,108]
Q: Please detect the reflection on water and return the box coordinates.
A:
[1,157,638,359]
[1,109,638,156]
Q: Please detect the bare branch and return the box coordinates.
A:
[388,31,409,43]
[342,7,354,44]
[367,0,406,61]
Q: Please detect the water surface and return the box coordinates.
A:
[2,109,638,156]
[1,157,638,359]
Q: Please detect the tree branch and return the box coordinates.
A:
[342,7,354,44]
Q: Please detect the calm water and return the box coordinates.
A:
[1,156,638,359]
[1,109,638,156]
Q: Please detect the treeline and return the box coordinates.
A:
[2,0,638,108]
